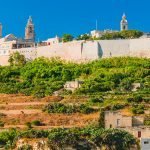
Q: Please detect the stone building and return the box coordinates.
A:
[141,138,150,150]
[91,29,118,38]
[104,111,150,150]
[46,35,61,45]
[105,111,144,129]
[64,80,83,92]
[0,16,36,65]
[131,83,142,92]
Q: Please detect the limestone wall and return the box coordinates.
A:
[98,39,130,58]
[11,47,37,61]
[0,38,150,66]
[130,38,150,57]
[105,111,132,129]
[81,41,99,60]
[124,127,150,139]
[132,116,144,126]
[37,41,83,61]
[0,55,9,66]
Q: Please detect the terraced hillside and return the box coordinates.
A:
[0,94,99,131]
[0,57,149,149]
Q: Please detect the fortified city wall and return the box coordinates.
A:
[130,38,150,57]
[97,39,130,58]
[0,38,150,66]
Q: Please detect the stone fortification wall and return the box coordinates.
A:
[0,55,10,66]
[0,47,37,66]
[37,41,84,61]
[81,41,100,60]
[130,38,150,58]
[12,38,150,61]
[11,47,37,61]
[98,39,130,58]
[37,41,100,62]
[0,38,150,66]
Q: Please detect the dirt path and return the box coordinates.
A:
[0,109,42,115]
[0,102,49,106]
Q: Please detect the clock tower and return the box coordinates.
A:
[25,16,35,41]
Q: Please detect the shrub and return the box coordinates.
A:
[126,97,134,103]
[131,104,144,114]
[98,108,105,128]
[79,104,95,114]
[0,121,4,127]
[0,128,18,146]
[134,95,143,103]
[144,114,150,126]
[143,98,150,103]
[127,95,143,103]
[43,103,96,114]
[32,120,43,126]
[111,104,125,111]
[25,122,32,129]
[0,113,6,118]
[0,57,149,97]
[18,144,32,150]
[43,103,76,114]
[0,127,137,149]
[48,127,137,150]
[88,97,104,104]
[59,89,72,96]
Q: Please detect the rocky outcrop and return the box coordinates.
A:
[16,138,49,150]
[16,138,98,150]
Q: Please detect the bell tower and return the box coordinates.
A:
[121,13,128,31]
[0,23,2,38]
[25,16,35,41]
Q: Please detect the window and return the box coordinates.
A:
[144,141,149,144]
[29,27,33,33]
[138,131,141,138]
[117,119,120,127]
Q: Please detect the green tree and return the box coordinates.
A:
[8,52,26,66]
[62,34,73,42]
[100,30,143,40]
[76,34,92,40]
[98,108,105,128]
[121,30,143,39]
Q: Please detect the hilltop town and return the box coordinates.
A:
[0,14,150,66]
[0,14,150,150]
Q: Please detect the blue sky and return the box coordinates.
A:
[0,0,150,40]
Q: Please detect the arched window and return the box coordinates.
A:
[29,27,33,33]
